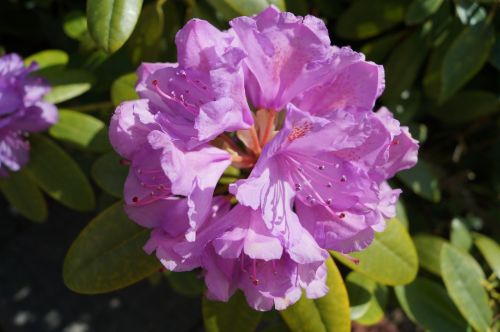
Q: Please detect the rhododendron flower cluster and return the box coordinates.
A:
[0,53,58,176]
[109,6,418,311]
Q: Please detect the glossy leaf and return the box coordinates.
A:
[63,202,159,294]
[0,169,47,223]
[413,234,446,276]
[203,291,262,332]
[332,219,418,286]
[207,0,285,19]
[280,257,350,332]
[336,0,409,40]
[395,278,468,331]
[429,90,499,124]
[450,218,473,251]
[397,160,441,203]
[25,49,68,70]
[440,21,494,101]
[49,110,110,152]
[405,0,444,25]
[42,68,95,104]
[87,0,144,53]
[473,233,500,279]
[26,135,95,212]
[346,272,387,326]
[441,244,493,332]
[91,151,128,198]
[111,72,138,106]
[455,0,486,25]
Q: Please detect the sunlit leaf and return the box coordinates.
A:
[346,272,387,326]
[413,234,446,276]
[42,68,95,104]
[450,218,473,251]
[207,0,285,20]
[63,10,88,40]
[473,233,500,279]
[63,202,160,293]
[25,49,68,70]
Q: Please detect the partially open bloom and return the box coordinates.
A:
[109,6,419,311]
[0,53,58,176]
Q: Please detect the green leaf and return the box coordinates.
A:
[42,68,95,104]
[360,32,406,63]
[281,257,350,332]
[396,199,409,229]
[440,21,494,101]
[25,49,68,70]
[26,135,95,212]
[397,160,441,202]
[91,151,128,198]
[63,10,88,40]
[405,0,444,25]
[450,218,473,251]
[336,0,409,40]
[164,270,204,297]
[111,72,138,106]
[332,219,418,286]
[473,233,500,279]
[413,234,446,276]
[203,291,262,332]
[87,0,144,53]
[455,0,487,26]
[63,202,160,294]
[382,27,430,106]
[49,110,110,152]
[0,169,47,223]
[441,244,493,332]
[395,278,468,331]
[346,272,387,325]
[207,0,286,20]
[429,90,499,124]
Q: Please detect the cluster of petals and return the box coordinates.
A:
[0,53,58,176]
[109,6,418,311]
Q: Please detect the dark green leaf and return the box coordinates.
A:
[489,36,500,70]
[346,272,387,325]
[336,0,409,40]
[332,219,418,286]
[395,278,468,331]
[91,151,128,198]
[0,169,47,223]
[280,257,350,332]
[405,0,444,25]
[207,0,285,20]
[203,291,262,332]
[26,135,95,211]
[360,32,406,63]
[473,233,500,279]
[440,21,494,101]
[441,244,493,332]
[42,68,95,104]
[87,0,144,53]
[49,109,110,152]
[413,234,446,275]
[111,72,138,106]
[397,160,441,202]
[450,218,473,251]
[63,202,160,293]
[165,270,204,297]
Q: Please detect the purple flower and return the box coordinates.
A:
[0,53,58,176]
[109,6,419,311]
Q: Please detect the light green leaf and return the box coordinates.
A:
[396,200,409,228]
[49,110,110,152]
[332,219,418,286]
[42,68,95,104]
[111,72,138,106]
[63,10,88,40]
[336,0,409,40]
[280,257,351,332]
[395,278,468,332]
[441,244,493,332]
[91,151,128,198]
[397,160,441,202]
[25,49,68,70]
[346,272,387,326]
[26,135,95,212]
[413,234,446,276]
[63,202,160,294]
[473,233,500,279]
[203,291,262,332]
[207,0,285,20]
[87,0,144,53]
[0,169,47,223]
[429,90,499,124]
[405,0,444,25]
[440,21,494,101]
[450,218,473,251]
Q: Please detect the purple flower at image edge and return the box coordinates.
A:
[108,6,419,311]
[0,53,58,176]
